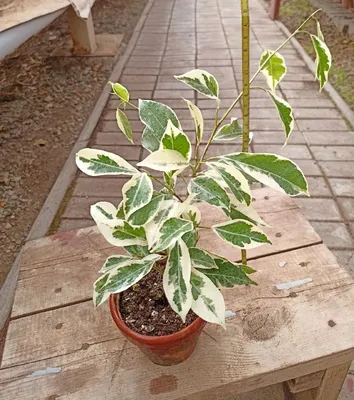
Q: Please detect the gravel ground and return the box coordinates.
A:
[0,0,147,287]
[277,0,354,112]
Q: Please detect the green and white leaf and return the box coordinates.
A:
[188,176,230,210]
[189,247,218,270]
[122,173,153,218]
[94,254,161,307]
[191,269,225,327]
[222,152,308,196]
[184,98,204,143]
[152,217,193,253]
[266,91,294,142]
[138,149,189,172]
[227,196,269,227]
[213,219,271,249]
[96,220,146,247]
[200,258,256,288]
[163,240,192,322]
[175,69,219,100]
[99,255,132,273]
[145,199,180,249]
[208,162,251,206]
[90,201,118,227]
[116,200,125,219]
[316,20,324,42]
[181,229,198,248]
[160,120,192,161]
[124,245,150,258]
[127,193,165,227]
[311,34,332,91]
[181,204,201,225]
[259,50,287,92]
[214,119,243,141]
[139,100,180,152]
[116,109,134,144]
[76,148,138,176]
[109,82,129,104]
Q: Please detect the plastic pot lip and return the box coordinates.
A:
[109,293,206,344]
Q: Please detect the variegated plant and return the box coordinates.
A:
[76,11,331,328]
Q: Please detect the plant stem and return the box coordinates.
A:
[142,170,183,202]
[240,0,250,266]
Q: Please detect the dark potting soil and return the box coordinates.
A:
[119,268,198,336]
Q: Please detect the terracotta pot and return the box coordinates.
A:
[109,294,206,366]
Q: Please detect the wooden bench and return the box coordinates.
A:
[1,188,354,399]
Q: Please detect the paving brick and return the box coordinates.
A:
[293,108,342,119]
[294,198,341,221]
[154,90,194,100]
[252,131,306,145]
[253,144,312,159]
[97,145,142,161]
[63,196,121,219]
[329,178,354,196]
[332,251,354,277]
[73,177,129,198]
[58,219,94,232]
[305,177,332,197]
[311,146,354,161]
[320,162,354,178]
[288,98,334,108]
[251,119,299,132]
[281,89,328,99]
[93,131,142,146]
[338,198,354,221]
[310,222,354,249]
[297,119,349,132]
[304,132,354,145]
[100,120,144,133]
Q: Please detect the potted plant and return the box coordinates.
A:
[75,3,331,366]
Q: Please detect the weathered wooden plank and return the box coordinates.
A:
[11,188,322,318]
[2,244,354,400]
[287,370,324,393]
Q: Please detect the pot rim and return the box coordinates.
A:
[109,293,205,344]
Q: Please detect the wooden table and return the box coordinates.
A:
[1,188,354,400]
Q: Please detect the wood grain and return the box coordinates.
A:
[1,244,354,399]
[11,188,321,318]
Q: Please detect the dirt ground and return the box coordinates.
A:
[277,0,354,112]
[0,0,148,287]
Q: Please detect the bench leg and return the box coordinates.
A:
[269,0,281,20]
[67,7,97,54]
[287,362,351,400]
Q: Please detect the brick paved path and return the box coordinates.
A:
[59,0,354,279]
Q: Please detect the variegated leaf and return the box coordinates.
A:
[139,100,180,152]
[191,269,225,327]
[214,119,243,141]
[213,219,271,249]
[122,173,153,218]
[138,149,189,172]
[94,254,161,307]
[316,20,324,42]
[222,152,308,196]
[127,193,165,226]
[124,245,150,258]
[109,82,129,104]
[266,91,294,142]
[184,98,204,143]
[116,109,134,144]
[259,50,287,92]
[90,201,118,227]
[145,199,180,248]
[188,176,230,210]
[163,240,192,322]
[152,217,193,253]
[200,258,256,287]
[116,200,125,219]
[96,220,146,247]
[76,148,138,176]
[227,196,268,227]
[182,204,201,225]
[311,34,332,91]
[99,255,132,273]
[189,247,217,269]
[160,120,192,161]
[208,162,251,206]
[182,229,198,248]
[175,69,219,99]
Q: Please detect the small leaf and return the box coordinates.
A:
[152,217,193,253]
[311,34,332,91]
[76,148,138,176]
[175,69,219,99]
[116,109,134,144]
[266,91,294,142]
[213,219,271,249]
[184,98,204,143]
[99,255,132,273]
[201,258,256,287]
[160,120,192,161]
[139,100,180,152]
[122,173,153,218]
[259,50,287,92]
[226,196,268,227]
[208,162,251,206]
[181,204,201,225]
[214,119,243,141]
[138,149,189,172]
[182,229,198,248]
[124,245,150,258]
[316,20,324,42]
[163,240,192,322]
[110,82,129,104]
[222,152,308,196]
[191,269,225,327]
[95,219,146,247]
[188,176,230,210]
[189,247,217,269]
[127,193,165,226]
[90,201,117,225]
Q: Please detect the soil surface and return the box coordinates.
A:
[277,0,354,112]
[120,268,198,336]
[0,0,147,287]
